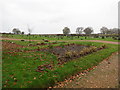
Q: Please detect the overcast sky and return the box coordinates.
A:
[1,0,119,34]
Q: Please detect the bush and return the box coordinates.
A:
[101,36,105,39]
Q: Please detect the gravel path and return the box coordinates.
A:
[53,52,119,88]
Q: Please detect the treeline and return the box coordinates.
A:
[100,27,120,34]
[63,26,120,35]
[1,26,120,35]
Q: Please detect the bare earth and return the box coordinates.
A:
[53,52,119,88]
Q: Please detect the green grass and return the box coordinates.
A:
[3,51,58,88]
[3,40,39,46]
[2,40,119,88]
[3,34,120,42]
[3,40,68,51]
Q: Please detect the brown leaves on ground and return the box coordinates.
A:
[36,64,53,72]
[2,41,23,50]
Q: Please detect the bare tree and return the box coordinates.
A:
[27,25,33,43]
[76,27,83,34]
[83,27,93,34]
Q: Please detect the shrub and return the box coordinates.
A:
[100,44,107,49]
[113,37,120,40]
[101,36,105,39]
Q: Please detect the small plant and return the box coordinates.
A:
[40,42,45,45]
[100,44,106,49]
[79,46,98,56]
[79,51,84,56]
[65,50,73,58]
[81,48,90,55]
[89,46,97,52]
[28,43,33,46]
[101,36,105,39]
[37,46,40,50]
[48,44,53,49]
[72,51,79,57]
[42,39,49,42]
[60,43,64,48]
[65,50,79,58]
[36,42,41,45]
[23,48,29,51]
[52,41,58,44]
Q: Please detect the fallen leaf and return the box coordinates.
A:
[34,77,36,80]
[13,82,17,85]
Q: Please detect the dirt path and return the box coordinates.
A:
[2,38,120,45]
[75,40,120,45]
[53,52,119,88]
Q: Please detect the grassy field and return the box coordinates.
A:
[2,38,119,88]
[2,34,119,42]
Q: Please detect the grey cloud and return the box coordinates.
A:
[1,0,119,34]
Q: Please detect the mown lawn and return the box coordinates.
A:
[2,40,119,88]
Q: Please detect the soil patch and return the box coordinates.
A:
[28,42,58,46]
[2,41,24,51]
[40,44,106,65]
